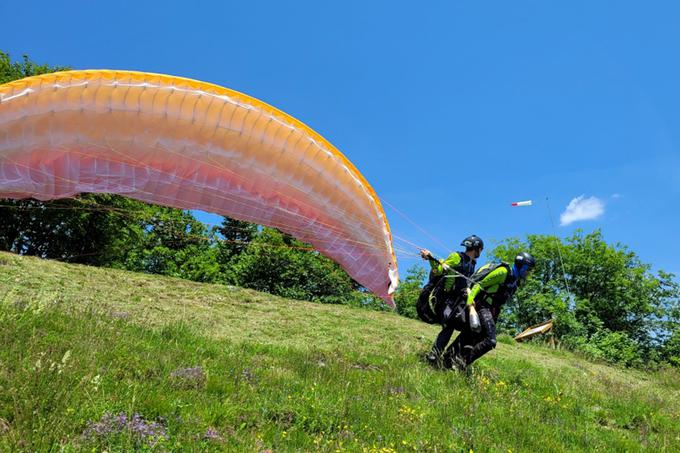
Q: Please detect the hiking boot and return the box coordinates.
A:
[441,355,453,370]
[426,352,444,368]
[452,354,467,372]
[443,354,466,372]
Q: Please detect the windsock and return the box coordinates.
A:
[511,200,533,207]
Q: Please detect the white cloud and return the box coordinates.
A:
[560,196,605,226]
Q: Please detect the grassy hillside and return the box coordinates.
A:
[0,251,678,452]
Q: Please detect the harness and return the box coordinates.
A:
[416,252,476,324]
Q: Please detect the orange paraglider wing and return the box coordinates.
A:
[0,70,399,305]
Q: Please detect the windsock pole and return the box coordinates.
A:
[509,197,573,304]
[545,197,573,304]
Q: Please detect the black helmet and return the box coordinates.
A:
[515,252,536,269]
[461,235,484,250]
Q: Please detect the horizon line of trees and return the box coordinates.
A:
[0,194,384,310]
[1,51,678,369]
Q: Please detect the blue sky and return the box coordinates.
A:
[2,0,678,277]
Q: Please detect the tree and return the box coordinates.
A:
[492,230,680,366]
[230,228,359,303]
[0,194,148,267]
[0,51,68,83]
[394,265,427,320]
[216,217,259,258]
[657,271,680,366]
[215,217,259,281]
[125,208,221,283]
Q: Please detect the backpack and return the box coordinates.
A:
[469,262,515,307]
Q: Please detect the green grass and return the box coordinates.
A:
[0,251,678,452]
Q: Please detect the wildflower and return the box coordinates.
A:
[398,404,423,422]
[169,366,206,388]
[387,385,405,395]
[203,427,221,441]
[170,366,205,380]
[241,368,255,384]
[82,411,168,446]
[82,412,123,437]
[91,374,101,391]
[129,413,167,442]
[398,405,415,416]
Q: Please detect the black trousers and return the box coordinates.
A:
[432,323,456,356]
[430,292,466,356]
[445,307,497,366]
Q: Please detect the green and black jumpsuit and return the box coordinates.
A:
[445,262,519,366]
[426,251,476,357]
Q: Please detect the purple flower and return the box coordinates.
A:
[170,366,206,388]
[241,368,255,384]
[116,412,127,429]
[203,427,221,441]
[83,411,168,446]
[82,412,120,437]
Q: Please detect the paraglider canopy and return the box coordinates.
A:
[0,70,399,305]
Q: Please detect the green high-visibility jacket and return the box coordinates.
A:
[467,263,516,306]
[428,252,475,293]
